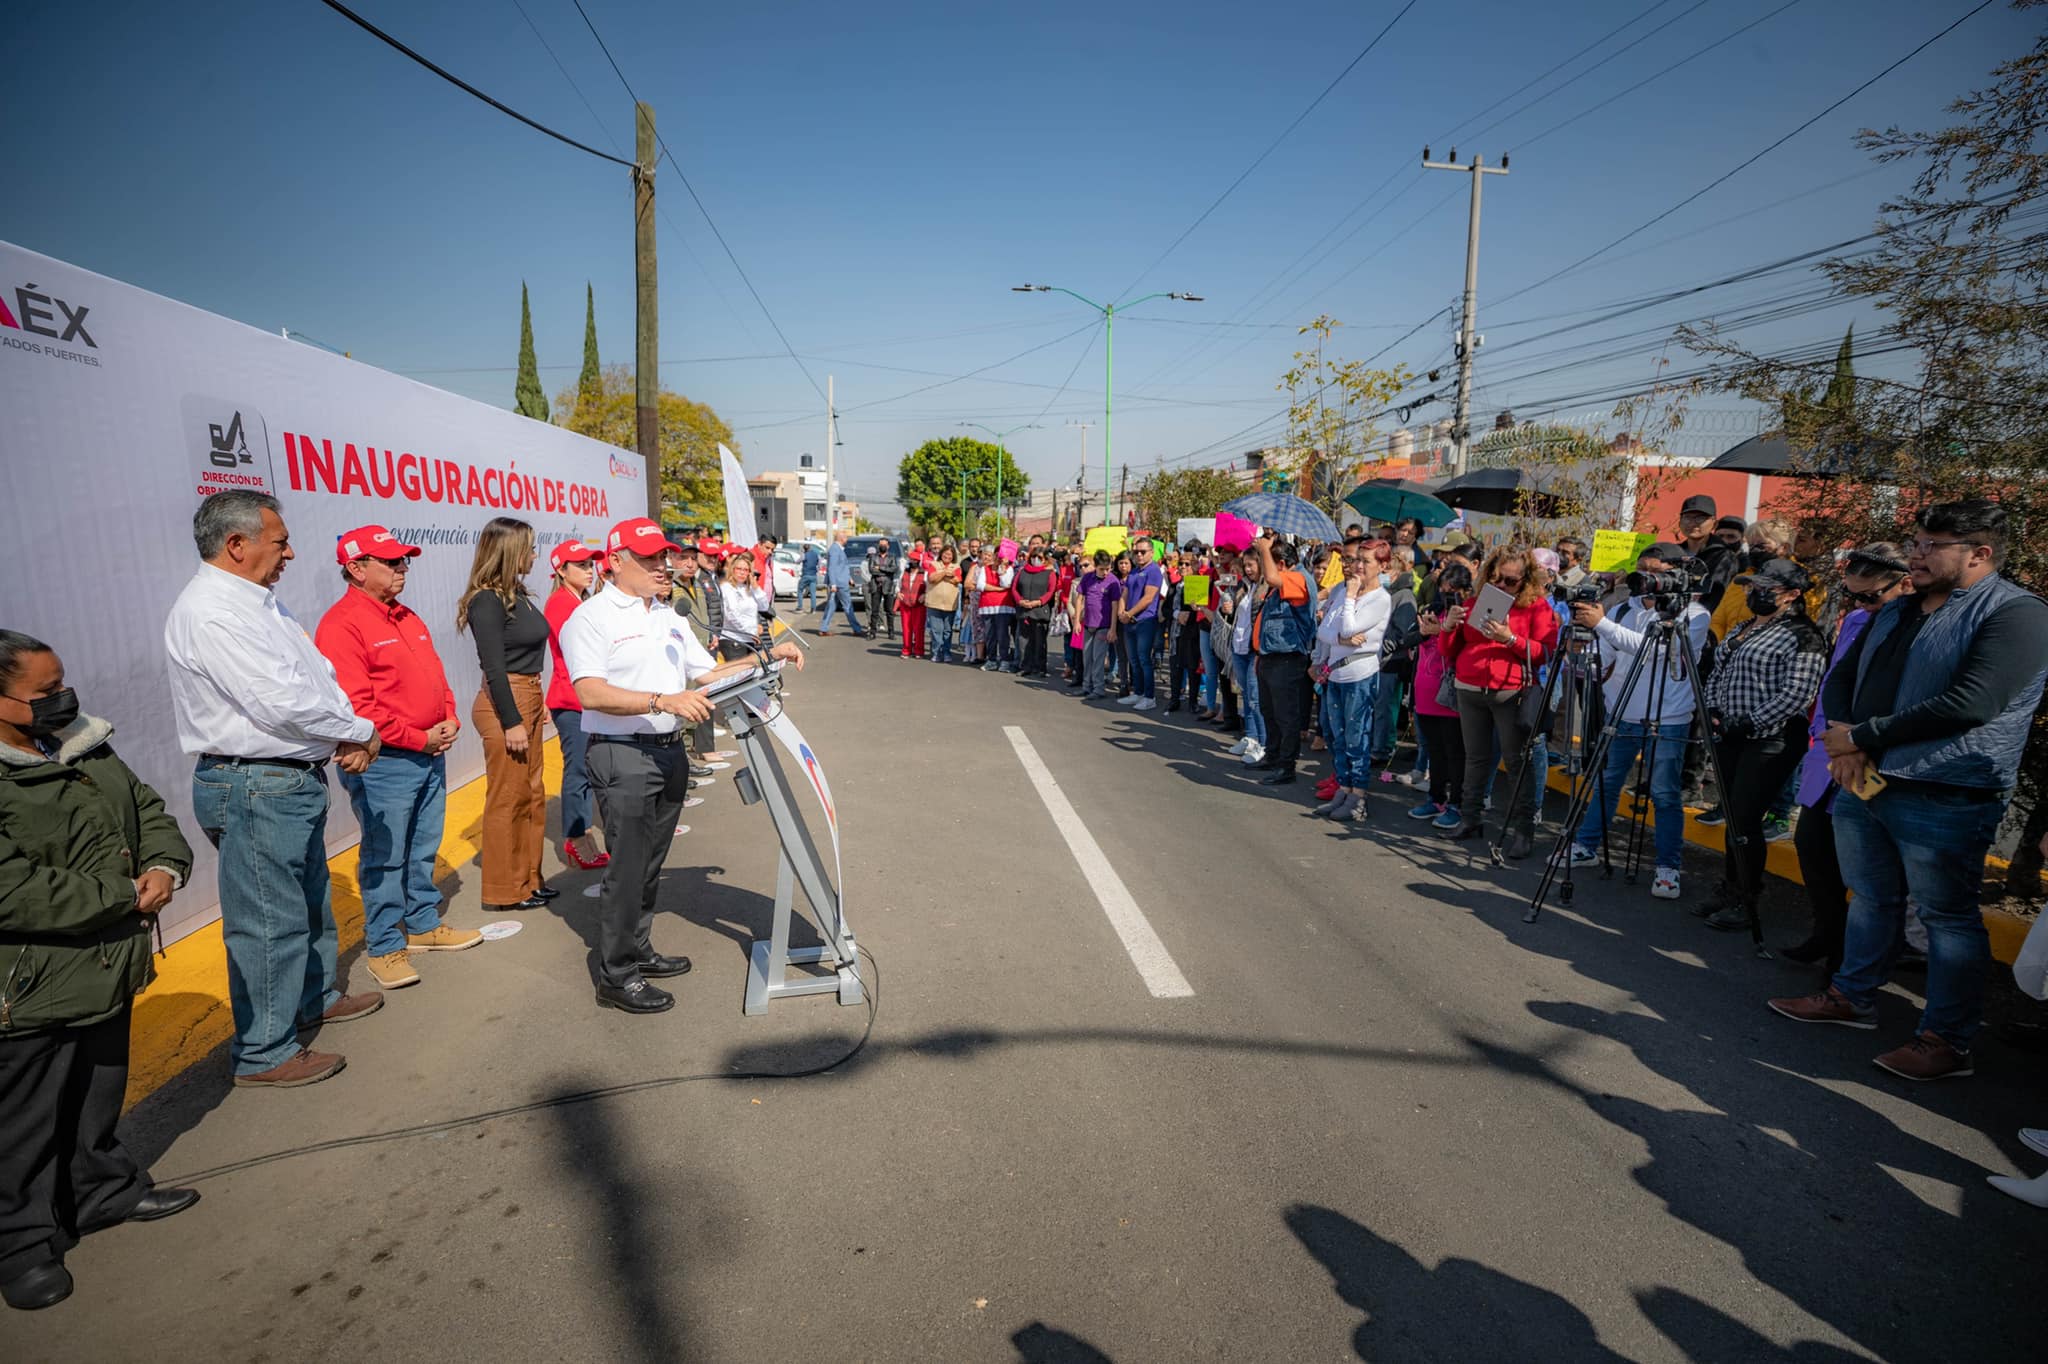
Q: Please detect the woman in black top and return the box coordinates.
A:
[458,517,552,911]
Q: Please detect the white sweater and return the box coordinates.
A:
[1315,581,1391,684]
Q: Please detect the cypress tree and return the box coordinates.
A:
[578,282,602,412]
[1823,325,1855,413]
[514,282,549,421]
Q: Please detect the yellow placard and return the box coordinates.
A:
[1182,574,1211,607]
[1082,525,1130,557]
[1590,529,1656,573]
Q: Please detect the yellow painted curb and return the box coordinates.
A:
[1544,769,2033,965]
[123,739,563,1109]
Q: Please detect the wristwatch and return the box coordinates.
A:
[647,692,663,715]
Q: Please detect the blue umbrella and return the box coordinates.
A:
[1220,491,1341,542]
[1343,478,1455,528]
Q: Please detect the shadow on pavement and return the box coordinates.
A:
[1012,1321,1116,1363]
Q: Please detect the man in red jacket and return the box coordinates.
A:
[315,525,482,992]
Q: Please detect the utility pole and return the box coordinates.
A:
[1118,464,1129,529]
[1421,147,1509,478]
[825,374,837,533]
[633,103,661,522]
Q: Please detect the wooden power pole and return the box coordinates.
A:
[634,102,661,522]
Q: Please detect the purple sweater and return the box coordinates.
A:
[1796,609,1872,811]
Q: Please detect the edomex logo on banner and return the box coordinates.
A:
[182,396,277,498]
[0,277,101,366]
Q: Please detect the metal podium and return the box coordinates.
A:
[696,660,863,1015]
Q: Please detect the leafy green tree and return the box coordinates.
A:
[854,515,886,534]
[514,282,549,421]
[554,364,736,522]
[577,283,602,414]
[1135,466,1245,534]
[896,435,1029,540]
[1277,314,1410,514]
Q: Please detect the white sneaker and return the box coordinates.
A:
[1398,769,1427,788]
[1228,738,1250,756]
[713,725,730,737]
[1117,694,1141,706]
[1134,697,1157,711]
[1240,743,1266,766]
[2021,1127,2048,1159]
[1651,867,1682,900]
[1568,845,1600,868]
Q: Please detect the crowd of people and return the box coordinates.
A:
[797,498,2048,1099]
[5,491,2048,1311]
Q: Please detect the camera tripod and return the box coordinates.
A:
[1519,608,1766,956]
[1484,622,1604,869]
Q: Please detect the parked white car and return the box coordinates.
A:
[770,545,801,599]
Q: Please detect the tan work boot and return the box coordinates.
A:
[365,950,420,988]
[233,1048,346,1088]
[407,924,483,952]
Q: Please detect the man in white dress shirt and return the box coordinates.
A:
[560,517,803,1015]
[164,492,384,1088]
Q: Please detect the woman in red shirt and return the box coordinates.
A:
[543,539,607,870]
[1437,545,1558,858]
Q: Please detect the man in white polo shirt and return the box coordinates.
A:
[559,517,804,1015]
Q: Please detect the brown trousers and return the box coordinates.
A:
[471,674,545,904]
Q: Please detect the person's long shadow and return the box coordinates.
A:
[544,1076,699,1364]
[1012,1321,1116,1363]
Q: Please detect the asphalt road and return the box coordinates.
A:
[10,622,2044,1363]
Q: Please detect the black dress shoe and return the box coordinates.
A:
[1502,831,1533,860]
[596,978,675,1014]
[1703,904,1753,933]
[1444,820,1485,841]
[1252,759,1282,771]
[124,1186,201,1223]
[1,1261,71,1311]
[637,953,693,979]
[532,884,561,901]
[488,894,550,911]
[690,763,715,779]
[1258,768,1297,786]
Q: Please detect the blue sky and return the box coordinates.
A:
[4,0,2033,517]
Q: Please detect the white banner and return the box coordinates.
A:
[0,240,646,943]
[719,442,757,548]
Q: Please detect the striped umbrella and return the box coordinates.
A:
[1219,491,1341,542]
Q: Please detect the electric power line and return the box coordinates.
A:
[315,0,635,167]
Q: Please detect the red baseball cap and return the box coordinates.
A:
[606,518,685,558]
[549,539,598,572]
[335,525,421,565]
[695,537,725,558]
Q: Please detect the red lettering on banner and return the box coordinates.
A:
[303,438,338,494]
[519,473,540,510]
[284,432,302,489]
[397,453,421,500]
[464,464,484,505]
[482,468,503,506]
[599,489,609,516]
[368,448,397,498]
[544,479,562,513]
[339,443,369,497]
[421,458,444,503]
[440,460,463,503]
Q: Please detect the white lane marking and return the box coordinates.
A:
[1003,725,1193,999]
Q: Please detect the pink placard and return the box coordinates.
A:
[998,538,1019,562]
[1214,511,1256,553]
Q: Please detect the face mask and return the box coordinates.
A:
[1745,585,1783,617]
[1379,573,1392,588]
[11,687,79,738]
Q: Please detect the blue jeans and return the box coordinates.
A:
[819,583,862,634]
[1574,720,1689,870]
[1370,673,1405,765]
[551,707,594,839]
[338,747,448,958]
[1232,651,1265,744]
[1324,673,1380,788]
[191,758,341,1076]
[1201,650,1220,710]
[929,608,958,661]
[1127,616,1160,698]
[1832,785,2005,1047]
[797,573,818,612]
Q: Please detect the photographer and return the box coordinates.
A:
[1562,544,1713,900]
[1698,560,1828,933]
[1439,545,1558,858]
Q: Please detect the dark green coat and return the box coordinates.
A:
[0,714,193,1036]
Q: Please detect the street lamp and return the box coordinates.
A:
[958,421,1040,536]
[1013,284,1202,526]
[958,465,993,542]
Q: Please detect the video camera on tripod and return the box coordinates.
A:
[1624,557,1709,615]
